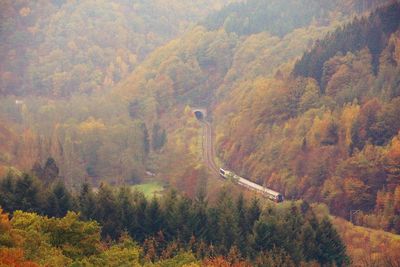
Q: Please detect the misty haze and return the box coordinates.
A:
[0,0,399,266]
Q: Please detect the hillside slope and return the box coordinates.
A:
[1,0,398,228]
[0,0,233,187]
[214,2,400,233]
[110,0,393,197]
[0,0,233,96]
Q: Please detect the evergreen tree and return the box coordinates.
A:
[51,181,72,217]
[78,183,96,220]
[45,182,73,217]
[132,194,148,242]
[247,198,261,229]
[94,183,121,239]
[191,189,208,241]
[116,187,136,237]
[42,157,59,185]
[281,205,304,263]
[216,190,239,253]
[45,193,59,218]
[0,173,15,213]
[301,222,319,262]
[175,197,193,244]
[315,217,350,266]
[162,190,178,240]
[252,219,277,253]
[14,174,42,213]
[206,207,220,245]
[235,193,249,255]
[152,123,167,151]
[145,197,163,236]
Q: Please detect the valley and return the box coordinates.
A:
[1,0,400,266]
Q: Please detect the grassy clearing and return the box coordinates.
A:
[131,182,164,199]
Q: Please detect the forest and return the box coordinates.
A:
[1,0,400,266]
[214,2,400,233]
[0,0,231,96]
[0,170,349,266]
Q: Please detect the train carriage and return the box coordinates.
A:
[219,168,284,202]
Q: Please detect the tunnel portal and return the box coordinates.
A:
[194,111,203,120]
[191,108,207,120]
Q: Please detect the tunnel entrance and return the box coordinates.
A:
[191,107,207,120]
[194,111,204,120]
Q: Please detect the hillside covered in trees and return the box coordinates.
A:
[213,2,400,233]
[0,0,232,188]
[202,0,389,36]
[0,0,232,96]
[108,0,400,233]
[1,0,400,265]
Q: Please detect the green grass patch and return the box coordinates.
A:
[131,182,164,199]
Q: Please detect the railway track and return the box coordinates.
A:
[198,118,284,202]
[200,120,219,176]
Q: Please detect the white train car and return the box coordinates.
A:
[219,168,284,202]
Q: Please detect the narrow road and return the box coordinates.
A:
[200,120,219,176]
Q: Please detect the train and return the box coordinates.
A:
[219,168,284,203]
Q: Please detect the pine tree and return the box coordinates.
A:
[252,220,276,252]
[152,123,167,151]
[94,183,121,239]
[51,181,72,217]
[132,194,147,242]
[247,198,261,229]
[45,193,59,217]
[301,222,319,262]
[116,187,136,236]
[191,189,209,240]
[281,205,304,263]
[235,193,249,256]
[315,217,350,266]
[145,197,163,236]
[162,190,178,240]
[175,197,193,244]
[78,183,96,220]
[0,173,15,213]
[216,190,239,254]
[206,207,220,245]
[14,174,42,213]
[42,157,59,185]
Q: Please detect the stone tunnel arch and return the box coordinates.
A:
[191,108,207,120]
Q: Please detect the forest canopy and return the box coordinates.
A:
[1,0,400,265]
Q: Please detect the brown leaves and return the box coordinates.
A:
[0,248,39,267]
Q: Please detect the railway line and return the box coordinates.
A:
[199,117,284,202]
[200,119,219,176]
